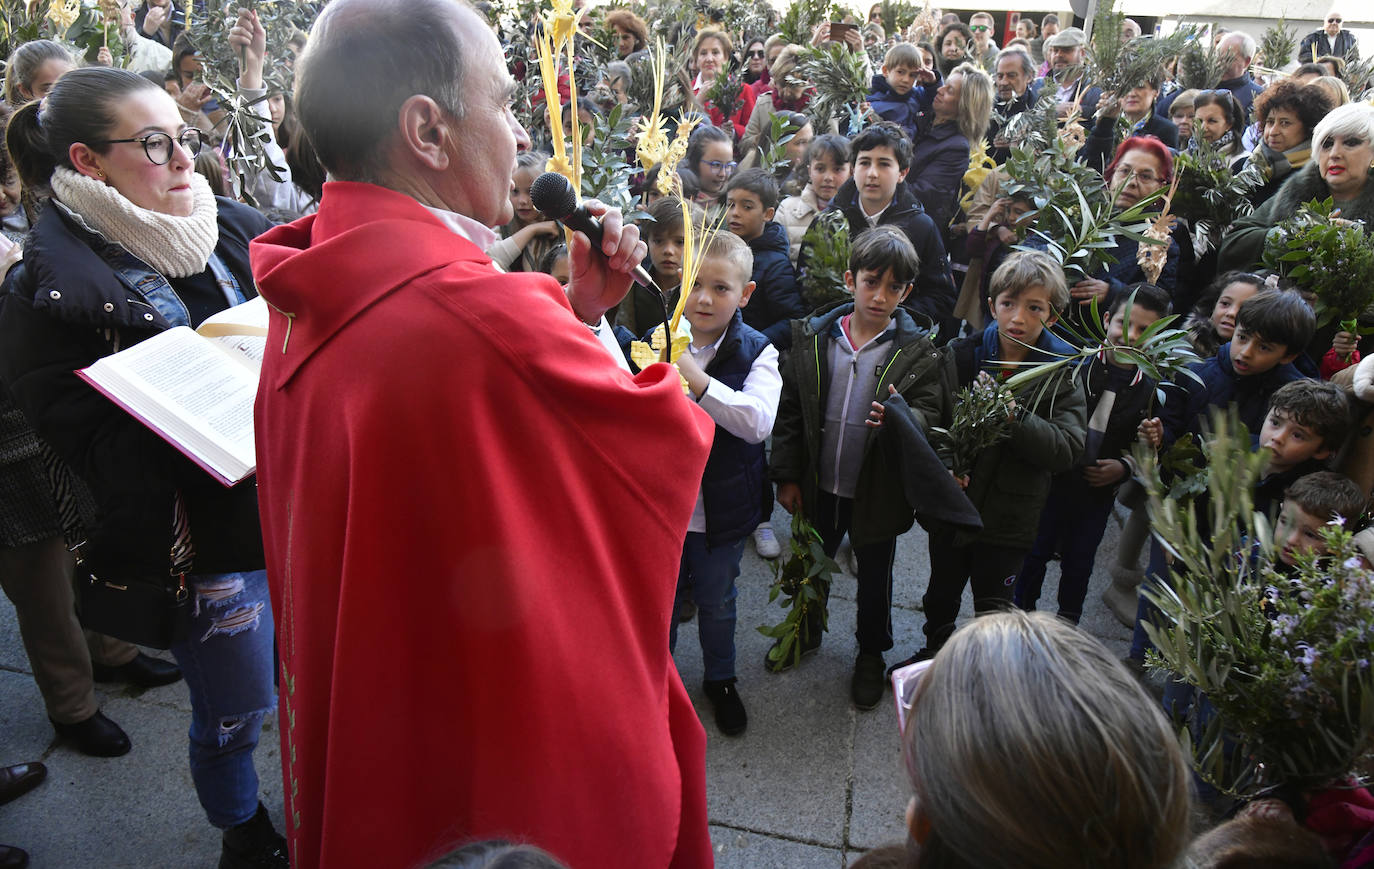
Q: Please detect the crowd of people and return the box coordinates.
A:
[0,0,1371,867]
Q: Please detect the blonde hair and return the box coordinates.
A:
[948,62,994,144]
[694,27,733,62]
[988,249,1070,311]
[699,230,754,286]
[904,611,1192,869]
[1309,75,1351,107]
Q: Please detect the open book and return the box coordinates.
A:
[78,296,269,487]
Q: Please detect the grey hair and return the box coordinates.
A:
[995,47,1036,80]
[1221,30,1257,61]
[905,611,1193,869]
[294,0,469,182]
[1312,102,1374,155]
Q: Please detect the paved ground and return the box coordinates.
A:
[0,503,1136,867]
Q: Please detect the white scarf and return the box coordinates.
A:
[50,167,219,278]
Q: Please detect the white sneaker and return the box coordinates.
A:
[753,524,782,559]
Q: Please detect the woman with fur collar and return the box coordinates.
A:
[1219,103,1374,272]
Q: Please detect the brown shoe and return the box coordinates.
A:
[0,763,45,806]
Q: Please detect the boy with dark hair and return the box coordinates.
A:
[1015,284,1170,624]
[1256,379,1352,515]
[724,168,806,349]
[1274,471,1368,568]
[893,250,1087,667]
[668,231,781,737]
[865,42,939,142]
[620,198,703,336]
[769,226,944,709]
[1142,290,1317,452]
[813,122,958,334]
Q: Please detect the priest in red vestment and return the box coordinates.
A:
[249,1,715,866]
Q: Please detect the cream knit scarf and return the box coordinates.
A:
[50,166,219,278]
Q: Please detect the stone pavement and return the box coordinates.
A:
[0,503,1135,868]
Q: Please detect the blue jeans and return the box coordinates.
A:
[670,533,746,683]
[1014,479,1116,624]
[170,569,277,829]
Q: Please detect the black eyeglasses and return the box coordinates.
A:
[747,49,766,58]
[1328,17,1342,23]
[91,129,204,165]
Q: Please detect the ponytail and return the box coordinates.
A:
[7,101,52,192]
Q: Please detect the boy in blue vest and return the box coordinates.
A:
[668,232,781,737]
[769,226,945,710]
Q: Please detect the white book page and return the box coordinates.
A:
[83,327,257,482]
[196,296,269,372]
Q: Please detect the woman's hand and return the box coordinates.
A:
[176,82,214,112]
[565,199,647,325]
[229,8,267,90]
[141,3,167,36]
[810,22,831,47]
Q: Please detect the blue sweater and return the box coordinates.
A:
[865,73,936,143]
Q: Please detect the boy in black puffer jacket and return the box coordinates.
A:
[725,168,807,350]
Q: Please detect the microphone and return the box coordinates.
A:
[529,171,657,290]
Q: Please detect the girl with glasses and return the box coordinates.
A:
[684,123,737,205]
[0,59,286,869]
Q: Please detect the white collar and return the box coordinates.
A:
[420,204,500,251]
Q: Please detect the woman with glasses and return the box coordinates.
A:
[895,611,1191,869]
[742,38,769,89]
[0,66,286,868]
[1063,137,1180,323]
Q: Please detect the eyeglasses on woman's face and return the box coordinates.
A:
[702,159,738,175]
[91,128,204,165]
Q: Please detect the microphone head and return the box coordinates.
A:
[530,171,578,221]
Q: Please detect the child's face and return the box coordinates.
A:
[509,168,542,226]
[726,188,774,241]
[809,155,850,204]
[1261,409,1332,474]
[845,266,913,332]
[1103,303,1163,367]
[549,254,571,286]
[1275,501,1330,566]
[696,140,736,196]
[883,63,920,95]
[853,145,908,213]
[1229,327,1296,377]
[648,225,685,283]
[1211,280,1260,340]
[685,255,754,344]
[990,285,1058,354]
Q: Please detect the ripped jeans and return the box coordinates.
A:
[169,569,276,830]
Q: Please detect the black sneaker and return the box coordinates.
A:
[762,629,823,673]
[219,803,288,869]
[885,648,936,680]
[702,679,748,736]
[851,653,887,710]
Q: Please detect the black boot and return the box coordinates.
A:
[219,803,288,869]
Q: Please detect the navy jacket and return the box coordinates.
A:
[820,179,958,337]
[744,220,807,349]
[865,73,936,143]
[988,88,1037,163]
[907,119,970,236]
[1157,343,1307,449]
[700,312,773,546]
[1157,73,1263,120]
[1080,113,1179,175]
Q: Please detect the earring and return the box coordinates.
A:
[97,171,105,179]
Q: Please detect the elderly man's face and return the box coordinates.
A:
[445,8,531,226]
[1218,33,1250,78]
[1325,13,1342,36]
[1049,43,1083,72]
[995,54,1029,100]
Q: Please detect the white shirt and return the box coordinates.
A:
[685,330,782,533]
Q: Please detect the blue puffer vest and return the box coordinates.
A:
[701,312,772,547]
